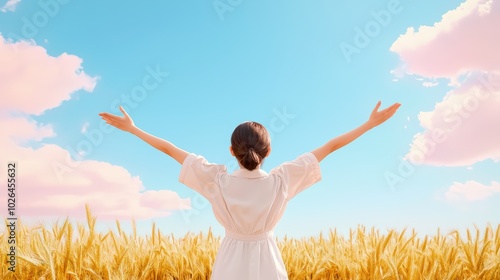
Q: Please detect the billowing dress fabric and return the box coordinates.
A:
[179,152,321,280]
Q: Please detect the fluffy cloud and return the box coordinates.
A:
[444,181,500,202]
[0,35,97,116]
[1,123,191,218]
[404,72,500,166]
[0,35,191,219]
[391,0,500,167]
[391,0,500,79]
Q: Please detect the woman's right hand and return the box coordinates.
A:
[99,105,136,133]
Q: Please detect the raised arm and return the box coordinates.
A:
[98,106,189,164]
[311,101,401,162]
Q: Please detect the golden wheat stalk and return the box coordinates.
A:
[1,205,499,279]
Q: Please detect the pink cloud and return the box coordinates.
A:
[391,0,500,166]
[0,36,191,220]
[391,0,500,79]
[0,34,97,116]
[404,73,500,166]
[444,181,500,202]
[0,116,55,143]
[0,131,191,219]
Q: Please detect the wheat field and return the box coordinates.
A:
[1,205,499,279]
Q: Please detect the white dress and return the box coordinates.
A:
[179,152,322,280]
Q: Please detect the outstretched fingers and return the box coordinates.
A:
[372,101,382,114]
[102,117,126,130]
[98,106,135,132]
[99,113,121,123]
[98,112,115,118]
[380,103,400,114]
[382,104,401,121]
[119,106,130,119]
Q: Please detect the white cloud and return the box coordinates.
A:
[1,0,21,12]
[444,181,500,202]
[81,122,89,134]
[422,81,439,88]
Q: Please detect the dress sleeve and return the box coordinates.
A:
[270,152,322,201]
[178,153,227,199]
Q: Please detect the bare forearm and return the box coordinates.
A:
[129,126,189,164]
[310,100,401,162]
[311,121,373,162]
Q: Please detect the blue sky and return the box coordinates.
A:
[1,0,499,238]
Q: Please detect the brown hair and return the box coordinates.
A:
[231,121,271,171]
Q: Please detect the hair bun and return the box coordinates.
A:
[230,121,270,171]
[242,148,260,170]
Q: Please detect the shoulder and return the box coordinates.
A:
[179,153,227,182]
[182,153,226,169]
[270,152,318,173]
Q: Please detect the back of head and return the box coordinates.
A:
[231,121,271,171]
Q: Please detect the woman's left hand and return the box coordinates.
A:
[367,101,401,128]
